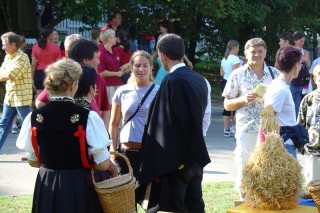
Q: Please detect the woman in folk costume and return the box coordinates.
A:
[16,58,118,213]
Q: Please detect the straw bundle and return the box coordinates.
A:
[241,107,303,210]
[259,105,280,133]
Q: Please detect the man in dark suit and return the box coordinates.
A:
[136,33,211,213]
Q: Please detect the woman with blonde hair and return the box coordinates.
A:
[220,39,240,137]
[17,58,118,212]
[109,50,159,178]
[97,29,125,104]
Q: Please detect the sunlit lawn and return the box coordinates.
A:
[0,182,238,213]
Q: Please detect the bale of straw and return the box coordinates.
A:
[241,133,303,210]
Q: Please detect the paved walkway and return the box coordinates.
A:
[0,104,304,196]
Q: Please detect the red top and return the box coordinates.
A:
[101,23,113,32]
[95,73,111,111]
[97,47,122,86]
[98,43,104,52]
[36,88,104,115]
[32,42,62,70]
[114,46,131,64]
[143,35,154,40]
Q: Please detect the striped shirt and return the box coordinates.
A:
[0,49,33,106]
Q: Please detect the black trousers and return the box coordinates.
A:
[221,79,233,116]
[116,147,141,178]
[146,162,205,213]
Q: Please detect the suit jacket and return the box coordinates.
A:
[136,65,211,189]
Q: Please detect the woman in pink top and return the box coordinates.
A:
[31,27,61,96]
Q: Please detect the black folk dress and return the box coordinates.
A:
[30,99,103,213]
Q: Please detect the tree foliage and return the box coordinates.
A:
[1,0,319,62]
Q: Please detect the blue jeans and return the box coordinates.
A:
[139,39,155,54]
[129,39,137,52]
[0,103,31,151]
[289,84,302,118]
[285,144,297,159]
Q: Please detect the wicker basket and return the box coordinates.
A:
[92,152,136,213]
[307,179,320,212]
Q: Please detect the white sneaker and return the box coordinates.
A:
[224,130,232,137]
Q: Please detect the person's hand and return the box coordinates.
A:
[187,61,193,69]
[109,161,119,178]
[124,65,132,73]
[116,71,124,77]
[243,92,257,104]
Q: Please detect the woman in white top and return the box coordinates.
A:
[220,40,240,137]
[264,46,302,158]
[109,50,159,177]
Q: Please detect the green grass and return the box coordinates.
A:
[0,195,32,213]
[195,60,221,70]
[0,182,237,213]
[211,85,224,104]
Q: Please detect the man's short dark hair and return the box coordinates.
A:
[75,65,97,98]
[68,39,98,63]
[157,34,185,61]
[279,32,294,45]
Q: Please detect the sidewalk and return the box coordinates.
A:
[0,103,303,196]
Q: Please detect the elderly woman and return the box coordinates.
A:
[97,29,125,104]
[109,50,159,178]
[17,58,118,213]
[264,46,302,158]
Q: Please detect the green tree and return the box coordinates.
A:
[1,0,319,62]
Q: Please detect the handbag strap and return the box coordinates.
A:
[268,66,275,80]
[123,83,155,126]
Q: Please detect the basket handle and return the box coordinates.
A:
[110,151,134,176]
[91,151,134,184]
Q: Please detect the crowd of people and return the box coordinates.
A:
[221,32,320,201]
[1,9,320,212]
[0,11,211,213]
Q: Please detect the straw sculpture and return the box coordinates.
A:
[259,105,280,133]
[241,105,303,210]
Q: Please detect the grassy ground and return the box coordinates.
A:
[0,182,238,213]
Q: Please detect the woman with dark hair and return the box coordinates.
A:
[153,20,193,85]
[51,29,65,56]
[114,29,131,84]
[264,46,302,158]
[115,29,131,65]
[31,27,61,97]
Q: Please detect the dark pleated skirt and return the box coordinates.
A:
[32,166,103,213]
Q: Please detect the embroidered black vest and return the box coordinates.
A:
[31,101,90,169]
